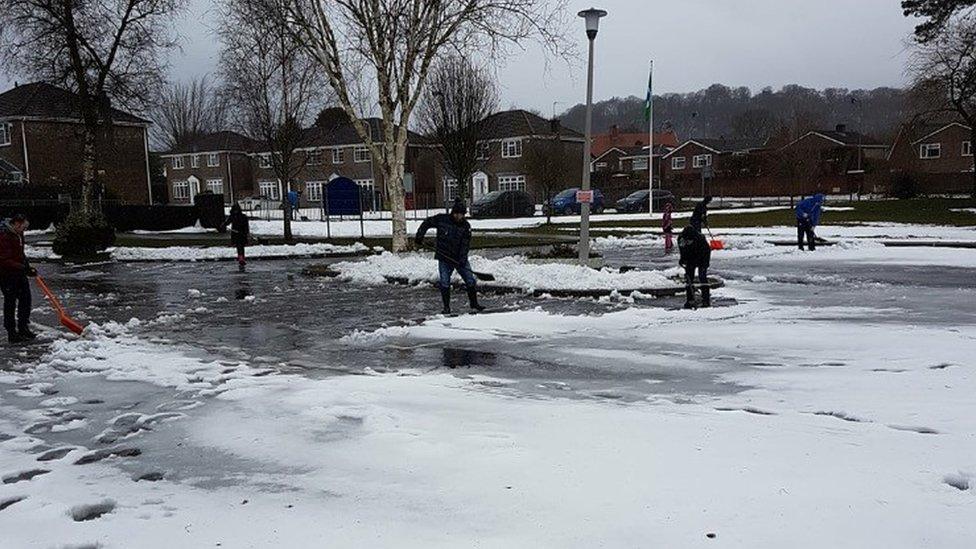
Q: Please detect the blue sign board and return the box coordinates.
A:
[325,177,362,216]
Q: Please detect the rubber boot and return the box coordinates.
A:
[468,287,485,312]
[238,254,246,272]
[440,287,451,314]
[7,330,23,344]
[683,280,696,309]
[701,287,711,308]
[18,326,36,340]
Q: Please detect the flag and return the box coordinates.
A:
[643,64,653,121]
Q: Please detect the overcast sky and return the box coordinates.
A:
[2,0,919,113]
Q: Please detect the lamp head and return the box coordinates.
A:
[578,8,607,40]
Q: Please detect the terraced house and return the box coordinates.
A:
[161,119,441,209]
[0,82,152,203]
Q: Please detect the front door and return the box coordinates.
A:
[472,172,489,201]
[187,176,201,204]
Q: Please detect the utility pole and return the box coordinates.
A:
[577,7,607,265]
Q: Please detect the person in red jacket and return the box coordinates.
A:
[0,214,36,343]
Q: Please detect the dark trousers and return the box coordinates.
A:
[797,220,816,251]
[685,264,710,305]
[235,243,246,262]
[1,275,31,334]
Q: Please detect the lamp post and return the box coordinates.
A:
[577,7,607,265]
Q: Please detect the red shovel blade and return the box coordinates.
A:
[34,275,85,335]
[709,239,725,250]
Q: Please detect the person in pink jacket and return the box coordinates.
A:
[662,202,675,253]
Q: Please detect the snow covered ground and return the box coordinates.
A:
[2,225,975,548]
[27,242,372,262]
[330,252,679,291]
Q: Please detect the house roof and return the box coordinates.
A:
[591,130,679,157]
[476,110,583,141]
[0,82,149,125]
[663,137,766,158]
[302,118,429,147]
[800,129,886,148]
[164,131,260,154]
[909,121,971,144]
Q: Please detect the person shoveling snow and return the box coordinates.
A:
[678,225,711,309]
[415,200,486,314]
[795,194,825,251]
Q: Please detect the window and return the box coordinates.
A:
[258,153,272,168]
[306,181,324,202]
[332,148,345,164]
[355,178,374,191]
[259,181,280,200]
[693,154,713,168]
[308,149,323,165]
[477,142,490,160]
[172,156,185,169]
[920,143,941,159]
[207,153,219,167]
[443,178,459,202]
[497,175,526,191]
[0,123,11,146]
[964,141,972,157]
[502,139,522,158]
[672,156,687,170]
[595,161,608,171]
[172,180,189,200]
[206,179,223,195]
[191,155,200,168]
[354,146,371,163]
[632,157,649,171]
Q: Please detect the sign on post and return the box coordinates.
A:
[576,190,594,204]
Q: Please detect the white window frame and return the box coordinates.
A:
[206,179,223,195]
[0,123,11,146]
[305,181,325,202]
[172,156,185,169]
[595,161,608,171]
[332,148,345,164]
[258,153,272,168]
[172,180,189,200]
[502,139,523,158]
[476,142,490,160]
[354,146,371,163]
[963,141,972,157]
[443,178,459,202]
[207,153,220,167]
[259,180,280,200]
[692,154,713,168]
[632,157,649,171]
[308,149,324,165]
[497,175,526,191]
[672,156,687,170]
[919,143,941,159]
[190,154,200,168]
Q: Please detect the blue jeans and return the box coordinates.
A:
[438,259,476,290]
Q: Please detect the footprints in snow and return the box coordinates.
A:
[2,468,50,484]
[70,499,116,521]
[714,406,776,416]
[37,447,77,462]
[0,495,28,511]
[813,410,866,423]
[74,446,142,465]
[943,472,972,491]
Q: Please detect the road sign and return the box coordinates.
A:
[576,190,594,204]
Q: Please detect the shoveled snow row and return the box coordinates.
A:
[28,242,373,262]
[330,252,679,291]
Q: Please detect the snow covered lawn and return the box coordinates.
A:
[330,252,680,291]
[27,242,373,262]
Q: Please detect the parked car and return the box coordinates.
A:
[615,189,676,213]
[543,187,605,215]
[469,190,536,219]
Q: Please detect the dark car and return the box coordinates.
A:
[469,190,536,219]
[615,189,676,213]
[543,187,606,215]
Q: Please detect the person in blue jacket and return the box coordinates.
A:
[796,193,825,251]
[287,189,300,220]
[415,200,485,314]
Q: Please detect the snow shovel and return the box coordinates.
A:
[420,244,495,282]
[34,275,85,335]
[706,227,725,251]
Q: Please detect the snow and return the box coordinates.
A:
[28,242,372,262]
[131,222,215,235]
[330,252,678,291]
[950,208,976,214]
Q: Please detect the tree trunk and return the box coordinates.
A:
[80,125,98,217]
[385,143,409,252]
[971,128,976,199]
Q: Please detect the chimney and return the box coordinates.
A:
[836,124,847,133]
[550,118,561,135]
[610,124,619,138]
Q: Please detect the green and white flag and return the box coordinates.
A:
[643,63,653,121]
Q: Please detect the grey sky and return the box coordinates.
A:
[2,0,918,113]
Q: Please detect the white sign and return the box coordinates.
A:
[576,190,594,204]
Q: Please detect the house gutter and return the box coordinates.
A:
[20,121,30,182]
[143,127,152,204]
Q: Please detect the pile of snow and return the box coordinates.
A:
[330,252,678,291]
[29,242,372,262]
[131,221,214,235]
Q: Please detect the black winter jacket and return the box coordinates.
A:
[416,213,471,265]
[689,200,709,229]
[225,211,250,247]
[678,226,711,269]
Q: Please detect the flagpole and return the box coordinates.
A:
[648,60,654,218]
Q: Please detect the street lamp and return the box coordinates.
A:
[577,7,607,265]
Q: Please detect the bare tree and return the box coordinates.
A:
[151,76,229,150]
[417,57,498,206]
[524,125,576,225]
[282,0,570,251]
[0,0,186,219]
[909,17,976,196]
[217,0,323,241]
[903,0,976,42]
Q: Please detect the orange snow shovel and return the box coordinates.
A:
[706,227,725,251]
[34,275,85,335]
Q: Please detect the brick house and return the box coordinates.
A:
[887,121,975,194]
[159,131,258,205]
[445,109,584,204]
[770,125,889,195]
[590,125,679,158]
[161,119,441,210]
[590,144,675,202]
[0,82,152,203]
